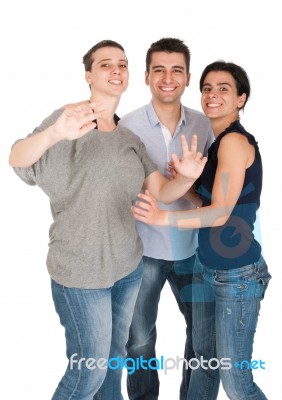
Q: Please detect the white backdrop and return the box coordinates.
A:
[0,1,280,399]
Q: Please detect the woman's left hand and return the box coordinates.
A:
[173,134,207,181]
[131,190,168,226]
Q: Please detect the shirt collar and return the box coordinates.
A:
[146,101,186,130]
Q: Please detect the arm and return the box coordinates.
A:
[133,133,254,227]
[143,134,207,204]
[183,186,203,208]
[9,105,99,168]
[166,161,202,207]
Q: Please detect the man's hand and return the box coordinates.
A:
[172,134,207,182]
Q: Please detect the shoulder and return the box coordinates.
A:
[220,131,251,147]
[117,124,144,144]
[182,105,212,132]
[182,105,209,122]
[119,105,147,124]
[220,121,258,148]
[217,132,253,164]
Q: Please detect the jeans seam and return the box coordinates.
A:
[62,287,83,400]
[203,326,217,400]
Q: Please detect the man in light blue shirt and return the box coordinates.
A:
[119,38,214,400]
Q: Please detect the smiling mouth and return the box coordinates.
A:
[109,80,122,85]
[207,103,221,108]
[160,87,176,92]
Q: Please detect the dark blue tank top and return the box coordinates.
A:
[196,120,262,269]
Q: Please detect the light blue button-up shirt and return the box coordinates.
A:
[119,102,214,261]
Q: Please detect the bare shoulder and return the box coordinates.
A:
[220,131,249,145]
[218,132,254,166]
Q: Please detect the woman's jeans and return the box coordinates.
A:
[51,261,143,400]
[187,255,271,400]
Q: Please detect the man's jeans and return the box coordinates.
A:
[187,255,271,400]
[126,255,195,400]
[51,261,143,400]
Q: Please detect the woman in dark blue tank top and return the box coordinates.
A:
[132,61,271,399]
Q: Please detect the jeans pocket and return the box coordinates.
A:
[255,272,271,301]
[255,272,271,314]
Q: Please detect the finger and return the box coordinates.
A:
[139,190,156,204]
[70,101,92,112]
[74,112,99,129]
[79,122,97,135]
[200,156,208,165]
[180,134,189,158]
[171,153,180,167]
[168,167,177,177]
[133,200,151,211]
[89,100,105,113]
[131,206,149,219]
[165,173,174,181]
[189,134,198,154]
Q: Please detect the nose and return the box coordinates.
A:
[208,90,217,98]
[112,65,121,74]
[163,71,173,83]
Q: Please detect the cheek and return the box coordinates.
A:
[200,96,205,109]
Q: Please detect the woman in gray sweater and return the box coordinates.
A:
[9,40,206,400]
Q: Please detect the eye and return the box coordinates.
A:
[202,87,211,92]
[101,63,110,68]
[119,64,128,69]
[173,69,183,74]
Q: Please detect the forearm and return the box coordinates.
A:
[9,125,60,168]
[183,187,203,208]
[157,175,194,204]
[164,204,233,229]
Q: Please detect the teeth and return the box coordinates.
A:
[207,103,221,108]
[161,87,175,91]
[109,80,122,84]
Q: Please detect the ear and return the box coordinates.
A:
[238,93,246,108]
[85,71,92,85]
[186,72,191,87]
[145,71,149,86]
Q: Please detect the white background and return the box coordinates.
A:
[0,1,281,399]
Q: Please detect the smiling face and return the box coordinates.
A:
[201,71,246,124]
[145,51,190,106]
[85,46,129,98]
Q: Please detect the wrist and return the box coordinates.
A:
[45,125,64,145]
[160,210,169,226]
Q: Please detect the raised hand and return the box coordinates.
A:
[172,134,207,182]
[53,102,102,141]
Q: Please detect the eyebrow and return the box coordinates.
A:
[203,82,232,87]
[97,58,128,64]
[151,65,185,70]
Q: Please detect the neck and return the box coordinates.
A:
[211,115,239,138]
[152,99,182,136]
[91,94,120,132]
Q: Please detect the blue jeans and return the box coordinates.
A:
[51,261,143,400]
[126,255,195,400]
[187,255,271,400]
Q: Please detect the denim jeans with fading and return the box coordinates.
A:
[126,255,195,400]
[51,260,143,400]
[187,254,271,400]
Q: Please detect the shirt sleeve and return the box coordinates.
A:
[11,108,64,186]
[136,136,157,178]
